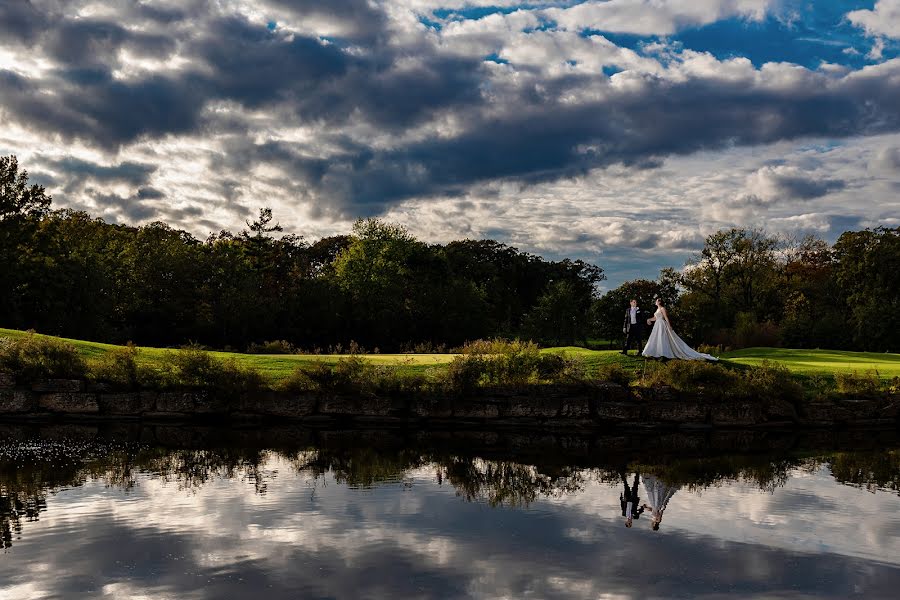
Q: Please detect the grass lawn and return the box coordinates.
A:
[722,347,900,379]
[3,328,898,384]
[0,328,453,383]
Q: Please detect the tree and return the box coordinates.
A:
[523,280,587,346]
[833,227,900,351]
[0,156,51,222]
[0,156,53,328]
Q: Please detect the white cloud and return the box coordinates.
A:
[848,0,900,39]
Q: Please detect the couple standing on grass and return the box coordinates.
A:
[622,298,717,361]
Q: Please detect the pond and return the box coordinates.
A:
[1,424,899,599]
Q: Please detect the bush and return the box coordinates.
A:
[834,370,883,397]
[595,362,632,386]
[638,359,804,402]
[642,360,740,396]
[88,343,151,389]
[738,360,804,403]
[279,356,430,395]
[158,345,266,395]
[246,340,295,354]
[733,313,781,349]
[0,332,87,383]
[442,339,583,391]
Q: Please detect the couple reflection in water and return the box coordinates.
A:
[620,471,679,531]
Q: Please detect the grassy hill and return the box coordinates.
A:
[2,328,898,384]
[722,347,900,379]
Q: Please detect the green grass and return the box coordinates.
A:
[722,347,900,379]
[3,328,898,384]
[0,328,452,383]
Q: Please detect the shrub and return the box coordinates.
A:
[732,313,781,349]
[834,370,883,397]
[0,332,87,383]
[642,360,740,396]
[246,340,295,354]
[638,359,804,402]
[442,339,582,391]
[279,356,430,395]
[595,362,632,387]
[158,345,266,395]
[738,360,804,403]
[88,343,150,389]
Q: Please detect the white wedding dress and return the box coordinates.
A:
[642,308,718,361]
[642,475,680,528]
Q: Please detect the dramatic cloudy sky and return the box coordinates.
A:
[1,0,899,286]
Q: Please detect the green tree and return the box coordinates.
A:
[833,227,900,351]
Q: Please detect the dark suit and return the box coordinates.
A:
[620,472,644,519]
[622,306,645,354]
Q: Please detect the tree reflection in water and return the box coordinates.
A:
[1,426,899,549]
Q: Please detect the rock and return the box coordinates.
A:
[98,392,157,415]
[644,402,708,423]
[764,399,798,422]
[452,398,500,419]
[409,396,453,418]
[594,401,643,422]
[632,386,679,403]
[710,402,764,426]
[241,392,317,417]
[156,391,225,414]
[559,397,591,418]
[318,394,397,416]
[32,379,86,393]
[500,395,561,418]
[0,372,15,389]
[0,390,34,412]
[38,392,99,413]
[802,402,854,425]
[592,382,629,403]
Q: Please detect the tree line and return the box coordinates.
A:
[594,227,899,352]
[1,155,896,352]
[0,156,601,350]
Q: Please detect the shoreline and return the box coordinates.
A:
[2,377,898,430]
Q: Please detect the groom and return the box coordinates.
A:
[621,298,645,356]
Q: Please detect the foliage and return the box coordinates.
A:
[639,359,803,402]
[246,340,296,354]
[834,370,884,397]
[0,331,87,383]
[157,345,266,395]
[88,343,149,389]
[833,227,900,352]
[594,362,633,386]
[278,355,429,394]
[444,339,583,391]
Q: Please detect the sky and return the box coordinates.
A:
[1,0,899,288]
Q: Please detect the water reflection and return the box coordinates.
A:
[1,425,900,598]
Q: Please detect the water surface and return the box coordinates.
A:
[2,425,899,599]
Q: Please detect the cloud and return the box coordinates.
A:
[0,1,896,283]
[745,165,845,201]
[848,0,900,39]
[545,0,774,36]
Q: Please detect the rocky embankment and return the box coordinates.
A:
[0,373,897,429]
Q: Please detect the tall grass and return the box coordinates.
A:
[444,339,584,391]
[0,332,87,383]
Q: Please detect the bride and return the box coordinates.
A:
[642,298,718,361]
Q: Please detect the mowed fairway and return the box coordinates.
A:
[0,328,454,383]
[722,347,900,379]
[3,328,898,383]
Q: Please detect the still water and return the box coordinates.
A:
[2,424,900,599]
